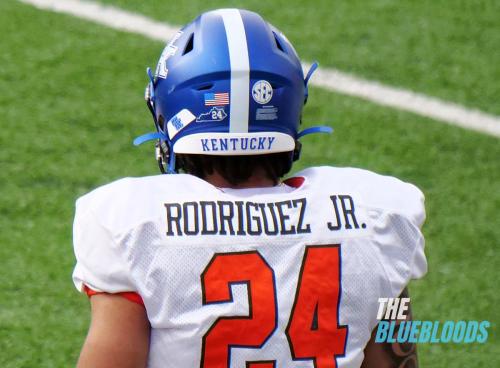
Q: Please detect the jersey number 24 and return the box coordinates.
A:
[200,245,348,368]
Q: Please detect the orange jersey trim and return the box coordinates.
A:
[83,285,145,307]
[283,176,305,188]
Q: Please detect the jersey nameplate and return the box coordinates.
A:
[164,194,366,237]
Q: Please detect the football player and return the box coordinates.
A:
[73,9,426,368]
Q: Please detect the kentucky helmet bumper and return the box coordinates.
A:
[173,132,295,155]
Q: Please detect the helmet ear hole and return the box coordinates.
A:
[272,31,286,53]
[195,83,214,91]
[183,33,194,55]
[157,115,166,133]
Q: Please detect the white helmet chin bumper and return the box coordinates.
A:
[173,132,295,155]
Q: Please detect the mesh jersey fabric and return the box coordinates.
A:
[72,166,426,368]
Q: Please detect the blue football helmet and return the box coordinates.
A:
[135,8,331,173]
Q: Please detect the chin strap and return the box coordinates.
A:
[297,125,333,138]
[136,67,177,174]
[293,125,333,161]
[304,61,319,105]
[294,61,333,160]
[134,132,175,174]
[133,132,167,146]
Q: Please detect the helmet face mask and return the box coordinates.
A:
[137,8,331,174]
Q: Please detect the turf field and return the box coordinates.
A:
[0,0,498,366]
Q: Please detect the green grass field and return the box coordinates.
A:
[0,0,498,366]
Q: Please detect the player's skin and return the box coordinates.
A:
[361,288,419,368]
[77,294,150,368]
[77,169,418,368]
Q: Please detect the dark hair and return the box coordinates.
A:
[176,152,293,186]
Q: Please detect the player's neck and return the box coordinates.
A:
[204,170,277,189]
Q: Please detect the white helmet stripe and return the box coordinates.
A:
[217,9,250,133]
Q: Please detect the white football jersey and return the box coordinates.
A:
[73,166,426,368]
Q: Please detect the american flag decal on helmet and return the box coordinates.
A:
[204,92,230,106]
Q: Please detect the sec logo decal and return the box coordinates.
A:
[252,80,273,104]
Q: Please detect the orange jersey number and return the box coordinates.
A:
[201,245,347,368]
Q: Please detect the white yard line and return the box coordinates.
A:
[20,0,177,41]
[19,0,500,138]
